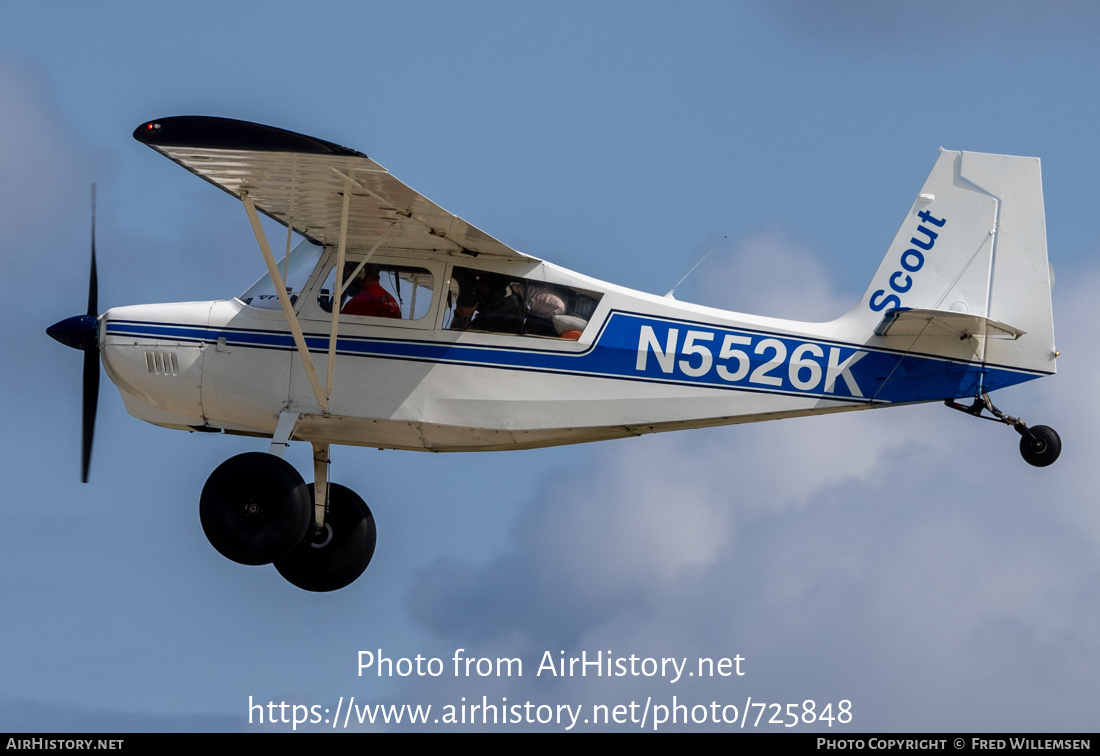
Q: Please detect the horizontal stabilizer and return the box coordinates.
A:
[874,308,1024,340]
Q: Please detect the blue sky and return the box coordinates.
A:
[3,1,1099,732]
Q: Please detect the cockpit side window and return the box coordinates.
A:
[444,266,601,340]
[317,261,435,322]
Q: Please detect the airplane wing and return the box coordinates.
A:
[134,116,538,262]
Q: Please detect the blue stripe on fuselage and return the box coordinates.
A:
[106,311,1045,404]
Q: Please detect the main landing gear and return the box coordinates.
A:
[199,447,376,591]
[946,394,1061,468]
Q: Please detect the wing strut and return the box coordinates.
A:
[242,192,329,413]
[325,218,398,403]
[325,177,354,408]
[244,163,393,419]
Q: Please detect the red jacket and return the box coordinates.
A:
[342,283,401,318]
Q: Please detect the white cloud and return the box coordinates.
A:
[688,232,852,321]
[0,59,100,253]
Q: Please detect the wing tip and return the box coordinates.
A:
[133,116,366,158]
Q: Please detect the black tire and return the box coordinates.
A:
[275,483,376,592]
[1020,425,1061,467]
[199,452,312,566]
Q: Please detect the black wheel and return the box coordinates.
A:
[199,452,312,566]
[1020,425,1061,467]
[275,483,376,592]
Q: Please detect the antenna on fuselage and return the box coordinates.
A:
[664,235,726,299]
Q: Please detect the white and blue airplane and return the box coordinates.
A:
[48,117,1060,591]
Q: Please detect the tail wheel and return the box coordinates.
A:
[947,396,1061,468]
[275,483,376,592]
[1020,425,1061,467]
[199,452,312,566]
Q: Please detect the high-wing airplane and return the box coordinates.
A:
[48,117,1060,592]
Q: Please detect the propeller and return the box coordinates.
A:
[46,184,100,483]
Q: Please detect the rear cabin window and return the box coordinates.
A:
[444,267,601,340]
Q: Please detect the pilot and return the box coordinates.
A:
[341,263,401,319]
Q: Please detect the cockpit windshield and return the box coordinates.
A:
[239,240,324,308]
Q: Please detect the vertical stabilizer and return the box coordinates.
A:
[853,149,1055,376]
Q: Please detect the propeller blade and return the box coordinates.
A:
[49,184,102,482]
[88,184,97,317]
[81,348,99,483]
[81,183,100,483]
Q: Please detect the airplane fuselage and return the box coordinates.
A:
[99,248,1043,453]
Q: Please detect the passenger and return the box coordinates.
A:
[522,282,566,319]
[341,264,401,319]
[468,272,524,334]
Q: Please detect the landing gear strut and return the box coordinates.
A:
[199,451,376,590]
[945,394,1061,467]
